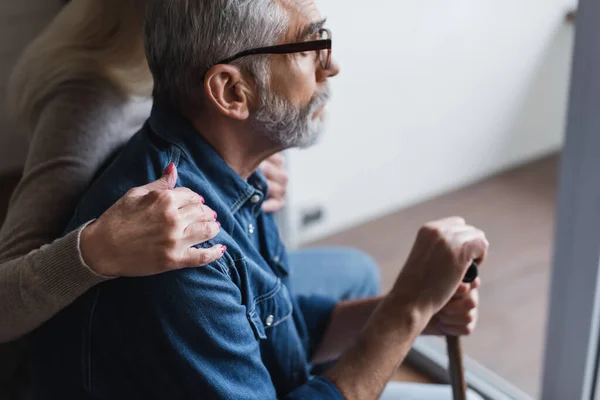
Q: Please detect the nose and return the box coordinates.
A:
[318,58,340,82]
[326,57,340,77]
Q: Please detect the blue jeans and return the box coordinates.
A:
[287,247,380,375]
[287,248,485,400]
[287,247,382,301]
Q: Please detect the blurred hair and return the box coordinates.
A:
[7,0,152,134]
[144,0,289,113]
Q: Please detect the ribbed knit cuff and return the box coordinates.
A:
[36,220,112,303]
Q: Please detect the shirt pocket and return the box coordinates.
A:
[247,278,293,340]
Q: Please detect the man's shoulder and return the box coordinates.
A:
[66,124,176,231]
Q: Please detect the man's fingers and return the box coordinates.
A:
[183,221,221,246]
[453,230,488,264]
[452,279,480,298]
[262,198,285,213]
[437,309,478,327]
[428,216,466,230]
[439,297,478,317]
[180,245,226,268]
[437,321,476,337]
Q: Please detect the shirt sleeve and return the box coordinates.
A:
[86,259,343,399]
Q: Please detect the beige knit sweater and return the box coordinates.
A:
[0,78,152,396]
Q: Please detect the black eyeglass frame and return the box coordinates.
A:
[214,28,332,70]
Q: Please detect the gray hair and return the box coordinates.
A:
[144,0,289,112]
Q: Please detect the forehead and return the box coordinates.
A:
[281,0,323,39]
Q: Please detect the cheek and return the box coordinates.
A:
[286,57,318,105]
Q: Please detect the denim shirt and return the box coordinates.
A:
[31,103,342,400]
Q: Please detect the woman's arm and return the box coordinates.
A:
[0,86,223,342]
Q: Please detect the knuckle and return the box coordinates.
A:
[198,250,211,265]
[203,222,215,237]
[145,189,162,203]
[126,187,143,198]
[162,208,180,226]
[465,297,478,309]
[280,172,289,185]
[450,216,466,225]
[419,224,442,239]
[465,313,474,324]
[158,190,176,206]
[464,325,475,335]
[161,249,180,270]
[199,205,211,218]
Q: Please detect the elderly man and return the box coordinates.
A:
[32,1,487,399]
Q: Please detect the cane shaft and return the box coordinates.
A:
[447,335,467,400]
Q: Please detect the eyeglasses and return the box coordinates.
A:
[215,28,332,70]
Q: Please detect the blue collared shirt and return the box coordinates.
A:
[32,103,342,399]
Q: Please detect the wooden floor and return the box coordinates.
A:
[308,154,558,397]
[0,154,558,393]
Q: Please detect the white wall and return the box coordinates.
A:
[287,0,576,244]
[0,0,62,174]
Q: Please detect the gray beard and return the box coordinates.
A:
[252,86,330,149]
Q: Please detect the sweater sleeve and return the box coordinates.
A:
[0,223,107,342]
[0,83,146,342]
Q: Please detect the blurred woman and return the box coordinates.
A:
[0,1,224,397]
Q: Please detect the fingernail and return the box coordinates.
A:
[163,162,175,175]
[199,195,205,204]
[216,221,221,228]
[221,246,227,253]
[213,211,217,219]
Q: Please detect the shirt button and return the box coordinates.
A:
[249,224,255,234]
[265,315,274,327]
[250,194,261,204]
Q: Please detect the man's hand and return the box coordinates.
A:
[391,217,488,317]
[423,279,480,336]
[325,217,488,400]
[259,154,288,213]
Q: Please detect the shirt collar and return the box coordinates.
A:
[148,101,268,214]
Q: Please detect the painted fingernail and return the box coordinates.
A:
[221,246,227,253]
[199,195,205,204]
[163,162,175,175]
[216,221,221,228]
[213,211,217,219]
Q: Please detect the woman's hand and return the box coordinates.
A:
[259,153,289,213]
[80,163,224,277]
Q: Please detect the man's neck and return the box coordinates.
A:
[190,115,281,180]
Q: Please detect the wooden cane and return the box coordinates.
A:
[447,262,478,400]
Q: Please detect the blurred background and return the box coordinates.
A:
[285,1,576,397]
[0,0,585,399]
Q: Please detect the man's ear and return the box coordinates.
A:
[204,65,253,120]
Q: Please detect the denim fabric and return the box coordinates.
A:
[287,247,381,301]
[31,103,341,400]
